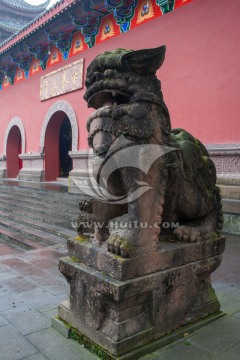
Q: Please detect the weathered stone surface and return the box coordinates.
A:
[57,46,226,357]
[58,240,224,356]
[76,46,223,259]
[67,236,225,281]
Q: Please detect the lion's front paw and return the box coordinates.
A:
[107,235,130,258]
[173,226,201,243]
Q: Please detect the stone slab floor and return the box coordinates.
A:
[0,235,239,360]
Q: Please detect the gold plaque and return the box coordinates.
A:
[40,59,84,101]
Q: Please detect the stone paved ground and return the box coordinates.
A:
[0,235,239,360]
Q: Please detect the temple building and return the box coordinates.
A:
[0,0,239,203]
[0,0,50,44]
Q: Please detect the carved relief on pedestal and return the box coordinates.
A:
[18,153,45,181]
[207,144,240,186]
[19,153,44,170]
[69,150,93,171]
[213,156,240,173]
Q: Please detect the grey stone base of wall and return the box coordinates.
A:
[68,169,91,193]
[18,169,45,182]
[222,198,240,236]
[219,186,240,236]
[17,153,45,182]
[223,213,240,236]
[67,151,93,193]
[218,184,240,200]
[0,155,6,179]
[207,143,240,190]
[56,236,225,358]
[206,144,240,236]
[0,169,6,179]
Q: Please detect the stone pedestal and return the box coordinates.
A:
[68,150,93,193]
[57,236,225,358]
[18,153,45,181]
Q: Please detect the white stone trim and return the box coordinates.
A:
[206,143,240,156]
[206,143,240,186]
[3,117,26,156]
[19,153,44,160]
[40,100,79,151]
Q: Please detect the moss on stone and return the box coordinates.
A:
[54,316,71,329]
[69,327,113,359]
[74,235,87,242]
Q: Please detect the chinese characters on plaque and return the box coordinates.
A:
[40,59,84,101]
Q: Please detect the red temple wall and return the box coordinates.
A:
[0,0,239,155]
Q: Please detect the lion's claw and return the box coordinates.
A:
[173,226,201,243]
[107,235,129,258]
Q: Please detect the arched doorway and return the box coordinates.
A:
[6,126,23,178]
[44,111,72,181]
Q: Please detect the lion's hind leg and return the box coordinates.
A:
[173,187,223,242]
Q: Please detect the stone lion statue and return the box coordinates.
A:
[77,46,223,258]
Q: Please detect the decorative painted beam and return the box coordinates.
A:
[55,32,73,60]
[27,44,50,70]
[69,11,100,48]
[4,64,17,85]
[0,71,4,89]
[105,0,137,33]
[10,55,32,78]
[156,0,175,14]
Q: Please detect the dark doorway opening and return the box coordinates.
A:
[59,118,72,177]
[6,126,22,178]
[44,112,72,181]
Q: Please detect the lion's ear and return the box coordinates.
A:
[121,46,166,74]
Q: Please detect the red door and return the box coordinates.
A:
[6,126,22,178]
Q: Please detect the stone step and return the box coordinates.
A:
[0,209,76,239]
[0,184,84,251]
[0,225,48,251]
[0,185,81,206]
[0,217,67,246]
[0,192,79,215]
[0,196,79,220]
[0,202,75,230]
[0,188,80,206]
[0,184,84,203]
[0,188,81,208]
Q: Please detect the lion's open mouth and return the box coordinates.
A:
[87,90,131,109]
[84,77,131,109]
